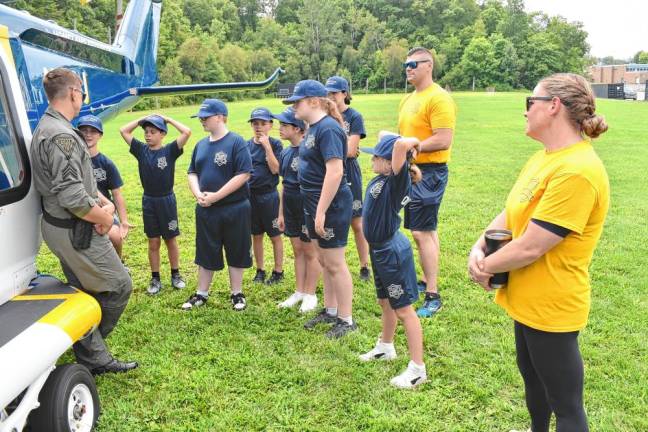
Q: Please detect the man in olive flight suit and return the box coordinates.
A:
[30,68,137,375]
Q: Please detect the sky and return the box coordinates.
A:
[524,0,648,60]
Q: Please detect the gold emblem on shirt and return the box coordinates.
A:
[520,178,540,202]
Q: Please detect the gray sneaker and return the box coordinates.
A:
[325,318,358,339]
[303,308,337,330]
[171,273,186,289]
[147,278,162,295]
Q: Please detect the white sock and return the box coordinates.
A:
[379,339,394,348]
[293,292,305,299]
[339,315,353,325]
[410,360,425,371]
[326,307,337,316]
[197,290,209,298]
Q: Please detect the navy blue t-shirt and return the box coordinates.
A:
[91,153,123,201]
[279,144,301,195]
[342,107,366,140]
[298,115,347,191]
[188,132,252,205]
[129,138,182,196]
[248,136,283,192]
[362,165,411,244]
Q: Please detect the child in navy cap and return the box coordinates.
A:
[246,107,285,286]
[78,115,132,266]
[120,113,192,295]
[359,133,427,389]
[274,107,321,313]
[325,75,371,282]
[285,79,356,338]
[182,98,253,311]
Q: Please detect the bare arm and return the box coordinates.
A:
[206,173,251,205]
[391,137,420,175]
[418,128,453,153]
[314,159,343,236]
[258,136,280,174]
[119,116,147,145]
[346,135,361,158]
[163,115,192,149]
[188,173,202,199]
[482,222,564,274]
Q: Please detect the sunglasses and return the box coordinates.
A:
[402,60,431,70]
[526,96,553,111]
[69,86,87,100]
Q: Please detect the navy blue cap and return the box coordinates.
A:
[248,107,273,122]
[138,114,167,133]
[324,76,349,93]
[361,134,400,160]
[191,98,228,118]
[272,107,306,130]
[283,79,327,104]
[77,115,103,134]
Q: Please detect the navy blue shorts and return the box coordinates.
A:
[195,199,253,271]
[250,189,282,237]
[142,193,180,240]
[346,158,363,218]
[302,185,352,249]
[404,164,448,232]
[370,231,419,309]
[283,191,310,242]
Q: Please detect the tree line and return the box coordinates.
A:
[13,0,644,107]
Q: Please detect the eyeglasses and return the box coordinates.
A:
[69,87,87,100]
[402,60,431,70]
[526,96,553,111]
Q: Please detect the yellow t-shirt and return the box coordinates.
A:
[495,140,609,332]
[398,83,457,164]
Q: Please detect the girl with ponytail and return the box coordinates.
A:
[468,73,610,431]
[325,75,372,282]
[283,79,357,339]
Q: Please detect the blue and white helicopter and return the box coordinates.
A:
[0,1,282,431]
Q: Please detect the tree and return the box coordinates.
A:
[634,51,648,64]
[297,0,343,80]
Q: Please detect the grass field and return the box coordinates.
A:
[37,93,648,431]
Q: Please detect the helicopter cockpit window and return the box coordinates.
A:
[0,83,25,193]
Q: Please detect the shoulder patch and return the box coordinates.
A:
[52,134,79,158]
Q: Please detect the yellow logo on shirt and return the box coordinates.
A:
[520,178,540,202]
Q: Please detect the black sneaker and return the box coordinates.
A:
[253,269,266,284]
[303,308,337,330]
[359,266,371,281]
[231,292,247,311]
[265,270,285,285]
[326,318,358,339]
[181,293,208,310]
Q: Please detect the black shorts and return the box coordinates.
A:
[346,158,363,218]
[195,200,252,271]
[404,164,448,232]
[283,191,310,242]
[142,193,179,240]
[302,185,352,249]
[250,189,282,237]
[370,231,419,309]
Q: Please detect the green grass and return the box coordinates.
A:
[37,93,648,431]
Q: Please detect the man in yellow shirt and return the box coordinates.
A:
[398,47,457,318]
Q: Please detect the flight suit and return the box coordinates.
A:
[30,106,132,369]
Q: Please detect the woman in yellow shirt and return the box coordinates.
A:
[468,73,609,432]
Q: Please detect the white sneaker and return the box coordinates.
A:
[390,360,427,389]
[299,294,318,313]
[278,292,303,308]
[359,339,397,362]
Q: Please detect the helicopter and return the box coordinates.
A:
[0,1,282,430]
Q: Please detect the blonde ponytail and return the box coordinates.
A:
[318,97,344,127]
